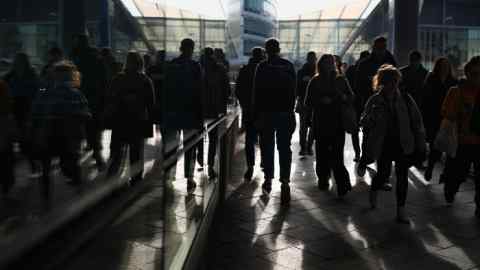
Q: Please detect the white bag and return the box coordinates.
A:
[434,119,458,158]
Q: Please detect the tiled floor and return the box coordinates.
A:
[209,130,480,270]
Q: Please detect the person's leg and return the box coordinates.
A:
[395,157,410,223]
[60,138,83,184]
[425,148,442,181]
[276,113,295,204]
[0,144,15,195]
[260,122,275,193]
[351,130,361,161]
[207,128,218,178]
[472,145,480,216]
[298,112,307,154]
[196,140,204,168]
[41,157,52,198]
[332,132,351,196]
[244,120,257,179]
[315,138,331,190]
[183,130,198,190]
[444,145,470,203]
[370,153,393,208]
[306,125,315,155]
[129,138,145,182]
[107,130,124,177]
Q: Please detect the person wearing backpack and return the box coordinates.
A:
[357,65,426,224]
[304,54,354,197]
[106,52,155,186]
[442,56,480,216]
[252,38,296,205]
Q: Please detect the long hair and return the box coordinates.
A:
[372,64,402,92]
[316,54,338,89]
[431,57,453,80]
[10,52,35,78]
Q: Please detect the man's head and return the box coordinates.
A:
[465,56,480,87]
[372,36,388,59]
[180,38,195,58]
[251,47,265,63]
[409,50,423,67]
[265,38,280,58]
[306,51,317,66]
[359,50,370,61]
[214,48,225,60]
[203,47,215,61]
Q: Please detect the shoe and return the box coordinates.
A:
[357,164,366,177]
[307,149,314,156]
[187,178,197,191]
[444,190,455,204]
[424,167,433,182]
[262,179,272,194]
[244,167,254,181]
[338,185,352,198]
[129,176,143,186]
[280,183,291,206]
[382,183,393,191]
[396,207,410,224]
[369,190,378,209]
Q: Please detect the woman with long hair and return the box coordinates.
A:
[304,54,354,197]
[421,57,458,181]
[106,52,155,185]
[358,65,426,223]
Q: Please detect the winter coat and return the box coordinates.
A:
[421,73,457,142]
[236,59,260,114]
[354,52,397,108]
[4,68,40,98]
[203,59,230,119]
[107,71,155,140]
[360,90,426,164]
[399,64,428,105]
[253,56,296,115]
[163,56,204,130]
[304,75,354,138]
[296,63,316,114]
[147,63,166,124]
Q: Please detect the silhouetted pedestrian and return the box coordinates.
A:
[41,47,64,90]
[296,51,316,156]
[358,65,426,224]
[236,47,265,180]
[421,57,457,181]
[304,54,354,197]
[0,79,15,195]
[252,38,296,205]
[72,34,108,170]
[400,51,428,106]
[147,50,166,125]
[442,56,480,217]
[106,52,155,185]
[346,50,370,161]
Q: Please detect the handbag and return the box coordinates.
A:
[434,119,458,158]
[341,102,358,134]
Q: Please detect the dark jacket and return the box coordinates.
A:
[31,84,91,156]
[72,47,107,114]
[108,72,155,140]
[360,90,426,164]
[296,63,316,101]
[304,75,354,138]
[421,73,457,142]
[399,64,428,105]
[354,52,397,108]
[147,63,166,123]
[236,59,260,113]
[203,58,230,119]
[4,68,40,98]
[253,56,296,115]
[163,56,204,129]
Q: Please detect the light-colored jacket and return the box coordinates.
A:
[360,90,426,164]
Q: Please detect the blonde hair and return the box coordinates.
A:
[53,60,81,88]
[372,64,402,92]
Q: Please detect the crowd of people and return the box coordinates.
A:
[0,34,479,224]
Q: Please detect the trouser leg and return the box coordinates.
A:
[129,138,145,181]
[41,157,52,197]
[60,139,82,183]
[208,128,218,168]
[427,148,442,170]
[395,157,409,207]
[372,154,393,191]
[0,145,15,194]
[351,131,361,157]
[183,130,198,179]
[108,131,124,176]
[260,127,275,180]
[276,115,295,182]
[245,121,257,167]
[315,139,331,187]
[299,113,308,150]
[445,145,471,199]
[331,132,351,193]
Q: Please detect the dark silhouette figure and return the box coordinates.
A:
[354,36,397,191]
[4,52,40,176]
[163,38,205,191]
[358,65,426,223]
[304,54,353,197]
[399,50,428,106]
[214,48,230,72]
[346,50,370,161]
[0,79,15,195]
[41,47,64,90]
[71,34,108,170]
[236,47,265,180]
[100,47,123,86]
[146,50,166,125]
[421,57,457,182]
[106,52,155,185]
[31,61,91,196]
[296,51,316,156]
[252,38,296,205]
[442,56,480,217]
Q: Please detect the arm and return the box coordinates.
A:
[145,76,155,121]
[441,86,460,122]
